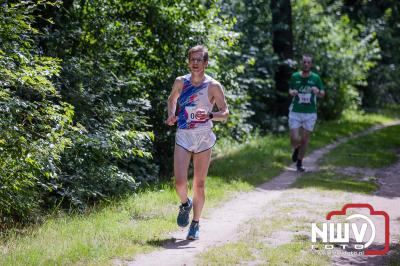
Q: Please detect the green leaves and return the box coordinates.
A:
[292,0,380,119]
[0,1,74,223]
[2,0,397,226]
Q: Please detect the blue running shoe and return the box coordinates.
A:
[177,198,192,227]
[187,221,200,240]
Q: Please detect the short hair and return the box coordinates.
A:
[302,54,313,61]
[188,45,209,61]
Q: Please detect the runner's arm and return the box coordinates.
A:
[318,90,325,97]
[312,77,325,98]
[209,82,229,122]
[166,77,183,125]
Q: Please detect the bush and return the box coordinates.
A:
[0,1,73,222]
[292,0,380,119]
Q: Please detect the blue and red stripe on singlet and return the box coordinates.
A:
[177,74,213,129]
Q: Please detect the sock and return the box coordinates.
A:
[182,198,190,207]
[297,159,302,167]
[191,220,199,224]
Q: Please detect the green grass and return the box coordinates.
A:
[0,109,398,265]
[258,241,330,266]
[365,104,400,120]
[211,110,396,186]
[388,244,400,266]
[197,242,255,265]
[0,189,179,265]
[292,118,400,196]
[196,195,334,266]
[309,109,395,151]
[197,240,330,266]
[291,170,378,194]
[196,118,400,266]
[210,134,291,185]
[0,180,252,266]
[321,125,400,168]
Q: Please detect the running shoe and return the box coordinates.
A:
[177,198,192,227]
[187,221,200,240]
[296,164,306,172]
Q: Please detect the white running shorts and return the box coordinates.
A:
[288,111,317,132]
[175,127,216,153]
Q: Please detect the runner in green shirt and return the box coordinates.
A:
[288,54,325,172]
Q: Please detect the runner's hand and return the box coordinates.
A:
[289,89,298,97]
[195,109,208,120]
[166,115,177,126]
[311,86,319,94]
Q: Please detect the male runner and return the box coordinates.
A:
[166,45,229,239]
[289,54,325,172]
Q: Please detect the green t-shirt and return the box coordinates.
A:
[289,71,324,113]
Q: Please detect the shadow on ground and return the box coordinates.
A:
[147,237,195,250]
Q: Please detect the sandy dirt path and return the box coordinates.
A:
[122,121,400,266]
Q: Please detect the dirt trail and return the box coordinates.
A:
[123,121,400,266]
[330,156,400,265]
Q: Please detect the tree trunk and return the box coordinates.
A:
[270,0,294,116]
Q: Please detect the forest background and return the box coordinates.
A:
[0,0,399,226]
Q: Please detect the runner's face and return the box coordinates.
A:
[302,56,312,72]
[188,51,208,75]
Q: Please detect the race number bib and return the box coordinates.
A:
[298,93,312,104]
[185,106,202,122]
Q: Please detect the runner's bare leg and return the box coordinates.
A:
[192,148,212,221]
[174,144,192,203]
